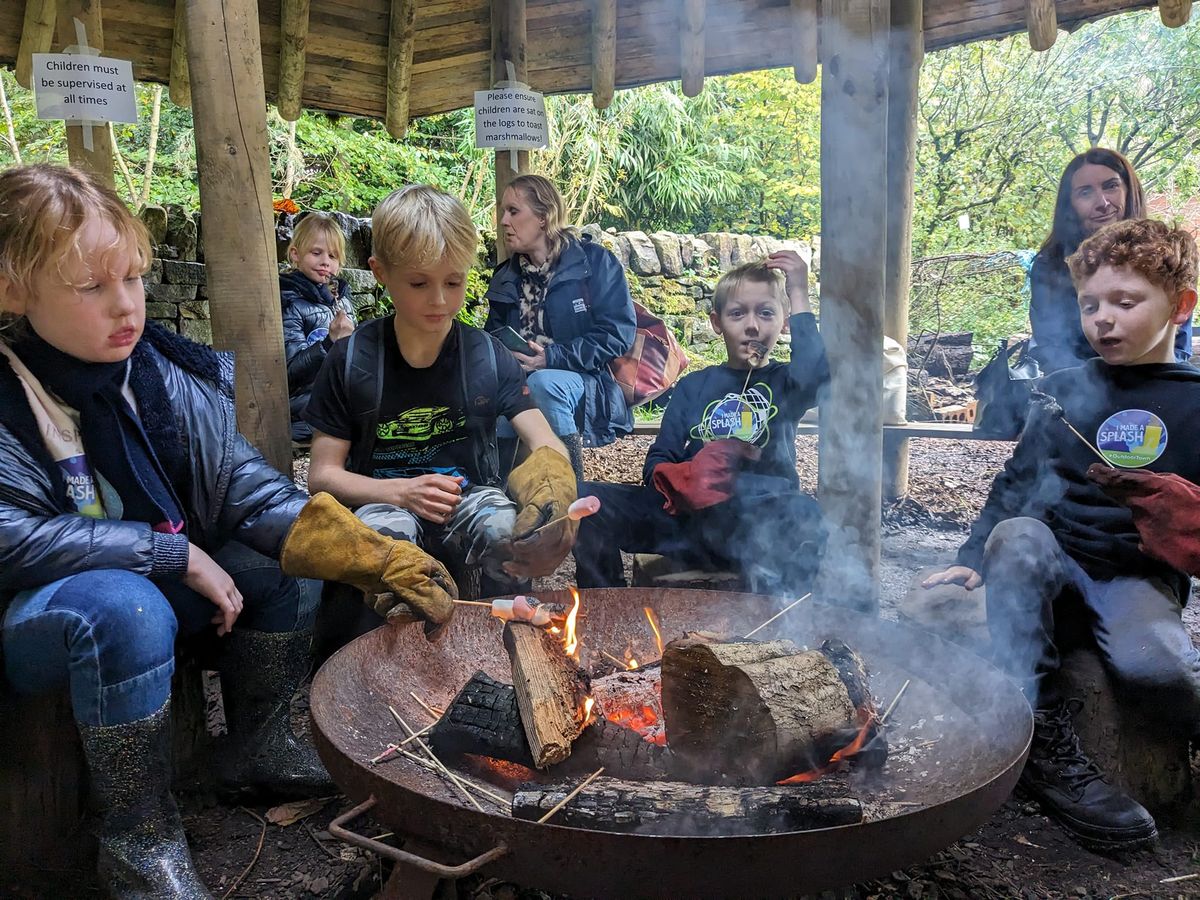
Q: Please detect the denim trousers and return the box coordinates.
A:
[983,516,1200,731]
[498,368,586,437]
[1,542,320,726]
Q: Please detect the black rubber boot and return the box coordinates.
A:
[560,432,585,481]
[218,628,334,798]
[1018,699,1158,852]
[78,700,212,899]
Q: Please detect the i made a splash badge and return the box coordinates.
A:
[1096,409,1168,468]
[691,383,778,444]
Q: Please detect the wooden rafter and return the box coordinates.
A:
[16,0,56,89]
[1025,0,1058,51]
[169,0,189,108]
[591,0,616,109]
[278,0,311,122]
[1159,0,1192,26]
[791,0,818,84]
[681,0,706,97]
[384,0,417,138]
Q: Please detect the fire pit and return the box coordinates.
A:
[311,588,1031,899]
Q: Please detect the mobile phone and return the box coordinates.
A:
[491,325,535,355]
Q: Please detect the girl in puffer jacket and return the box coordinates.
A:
[0,166,455,899]
[280,212,357,444]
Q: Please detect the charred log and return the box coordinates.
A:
[503,622,591,768]
[512,776,862,834]
[427,671,533,767]
[562,716,675,781]
[661,636,858,784]
[590,664,665,746]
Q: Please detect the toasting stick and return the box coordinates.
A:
[1031,390,1114,468]
[525,495,602,538]
[740,340,769,395]
[454,595,569,627]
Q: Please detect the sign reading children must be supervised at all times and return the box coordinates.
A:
[32,53,137,124]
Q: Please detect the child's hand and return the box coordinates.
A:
[184,543,243,635]
[394,475,464,524]
[329,310,354,341]
[920,565,983,591]
[765,250,811,312]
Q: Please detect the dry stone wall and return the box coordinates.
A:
[139,204,815,355]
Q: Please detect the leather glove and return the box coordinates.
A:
[651,439,762,515]
[1087,464,1200,575]
[501,445,578,578]
[279,492,457,636]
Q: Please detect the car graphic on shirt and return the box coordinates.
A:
[377,406,465,442]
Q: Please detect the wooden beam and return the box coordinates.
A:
[186,0,292,473]
[591,0,616,109]
[680,0,705,98]
[277,0,310,122]
[816,0,890,613]
[384,0,417,138]
[56,0,113,189]
[16,0,57,89]
[169,0,190,108]
[1159,0,1192,27]
[1025,0,1057,51]
[882,0,922,502]
[791,0,818,84]
[492,0,528,264]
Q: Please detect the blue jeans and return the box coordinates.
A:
[498,368,586,437]
[1,543,320,727]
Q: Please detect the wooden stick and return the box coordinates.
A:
[743,593,812,639]
[454,599,493,607]
[598,649,630,669]
[395,749,509,807]
[591,0,617,109]
[1060,418,1115,468]
[536,767,605,823]
[221,807,267,900]
[391,707,485,812]
[1161,873,1200,884]
[409,692,444,719]
[878,679,911,726]
[370,722,434,763]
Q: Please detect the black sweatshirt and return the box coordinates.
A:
[956,359,1200,599]
[642,313,829,489]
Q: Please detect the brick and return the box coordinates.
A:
[145,302,177,319]
[145,282,198,303]
[178,300,210,320]
[162,261,207,285]
[180,319,212,344]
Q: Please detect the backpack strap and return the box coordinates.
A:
[456,325,501,487]
[343,318,387,477]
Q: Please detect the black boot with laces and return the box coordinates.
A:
[1019,699,1157,852]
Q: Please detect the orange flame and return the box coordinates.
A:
[643,607,663,656]
[775,708,876,786]
[583,697,595,723]
[563,587,581,659]
[627,658,639,670]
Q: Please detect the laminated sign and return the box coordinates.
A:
[32,53,137,124]
[474,88,548,150]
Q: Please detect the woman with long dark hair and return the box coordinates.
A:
[485,175,636,477]
[1030,148,1193,372]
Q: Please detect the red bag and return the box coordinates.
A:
[609,300,690,407]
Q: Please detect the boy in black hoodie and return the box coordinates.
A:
[280,212,357,443]
[573,252,828,595]
[922,219,1200,852]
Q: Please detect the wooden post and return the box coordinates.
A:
[56,0,114,188]
[16,0,57,89]
[1025,0,1057,51]
[169,0,190,107]
[492,0,528,264]
[592,0,616,109]
[186,0,292,472]
[277,0,311,122]
[816,0,890,614]
[384,0,417,138]
[1159,0,1193,27]
[882,0,922,501]
[680,0,706,98]
[790,0,818,84]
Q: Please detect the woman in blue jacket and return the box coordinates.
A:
[486,175,636,476]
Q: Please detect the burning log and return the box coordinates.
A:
[590,664,665,746]
[512,776,862,835]
[661,635,867,784]
[503,622,591,768]
[426,670,534,767]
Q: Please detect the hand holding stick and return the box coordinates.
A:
[1030,390,1114,468]
[526,495,602,538]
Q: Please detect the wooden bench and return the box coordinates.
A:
[632,419,1012,441]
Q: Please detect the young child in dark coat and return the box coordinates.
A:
[922,219,1200,852]
[280,212,357,443]
[573,252,828,596]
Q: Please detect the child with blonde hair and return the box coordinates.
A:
[306,184,579,593]
[0,166,456,897]
[281,211,357,443]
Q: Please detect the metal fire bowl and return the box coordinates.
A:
[311,588,1031,899]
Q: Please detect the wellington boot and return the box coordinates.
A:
[79,700,212,900]
[217,628,334,799]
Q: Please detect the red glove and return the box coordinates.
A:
[651,439,762,515]
[1087,463,1200,575]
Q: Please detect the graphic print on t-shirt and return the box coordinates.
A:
[690,383,778,445]
[373,405,470,481]
[1096,408,1168,468]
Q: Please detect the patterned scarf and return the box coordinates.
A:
[516,254,552,341]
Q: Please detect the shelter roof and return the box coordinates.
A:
[0,0,1155,120]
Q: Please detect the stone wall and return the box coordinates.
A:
[139,204,815,355]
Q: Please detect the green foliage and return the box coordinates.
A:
[359,266,490,328]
